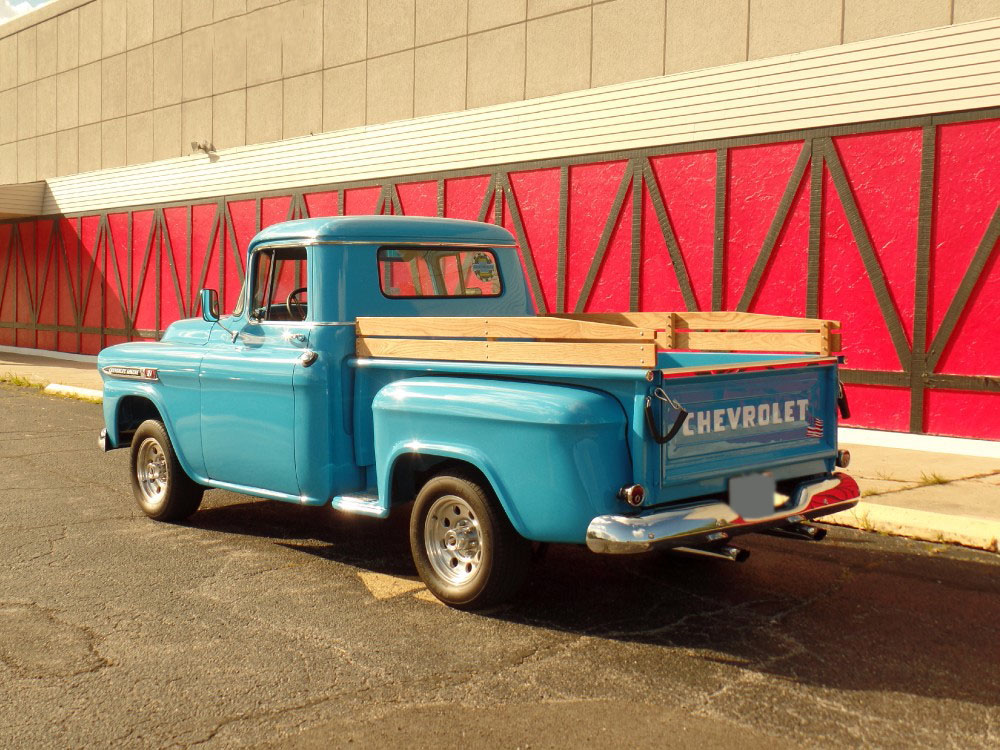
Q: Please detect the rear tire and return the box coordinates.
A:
[129,419,203,522]
[410,472,531,610]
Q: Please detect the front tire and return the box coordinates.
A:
[129,420,203,522]
[410,472,531,610]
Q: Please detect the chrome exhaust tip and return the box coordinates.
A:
[836,449,851,468]
[764,522,827,542]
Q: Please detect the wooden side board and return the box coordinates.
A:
[547,311,842,356]
[356,337,656,368]
[356,316,654,341]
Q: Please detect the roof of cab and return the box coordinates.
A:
[250,215,517,248]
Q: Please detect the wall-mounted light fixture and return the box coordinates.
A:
[191,141,219,162]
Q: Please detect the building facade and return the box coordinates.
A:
[1,0,999,438]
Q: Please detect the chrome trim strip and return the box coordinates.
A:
[101,365,159,381]
[586,475,857,554]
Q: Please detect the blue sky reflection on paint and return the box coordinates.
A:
[1,0,55,26]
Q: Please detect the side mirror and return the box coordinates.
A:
[200,288,220,322]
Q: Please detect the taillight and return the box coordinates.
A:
[617,484,645,507]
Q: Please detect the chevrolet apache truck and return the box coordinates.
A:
[98,215,859,609]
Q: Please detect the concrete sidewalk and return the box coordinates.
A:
[2,346,997,552]
[0,349,102,392]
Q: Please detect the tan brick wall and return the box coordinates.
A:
[1,0,998,184]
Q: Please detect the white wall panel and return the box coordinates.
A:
[0,181,44,217]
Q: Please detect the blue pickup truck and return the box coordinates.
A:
[98,216,858,609]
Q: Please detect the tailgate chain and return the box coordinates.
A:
[644,388,689,445]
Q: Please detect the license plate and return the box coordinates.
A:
[729,473,777,520]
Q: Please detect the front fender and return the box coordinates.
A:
[99,342,207,481]
[100,381,206,482]
[373,377,632,543]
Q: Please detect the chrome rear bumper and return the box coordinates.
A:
[586,473,859,554]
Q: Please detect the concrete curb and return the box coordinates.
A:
[42,384,103,402]
[819,502,1000,553]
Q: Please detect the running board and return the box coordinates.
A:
[331,492,388,518]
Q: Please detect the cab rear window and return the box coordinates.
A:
[377,247,503,298]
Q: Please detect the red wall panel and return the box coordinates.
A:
[747,174,810,318]
[508,169,561,313]
[925,390,1000,438]
[840,384,912,432]
[32,220,56,351]
[835,130,922,346]
[931,119,1000,377]
[444,175,490,220]
[79,214,102,354]
[819,167,903,373]
[725,141,805,311]
[343,187,380,215]
[646,151,716,311]
[565,160,628,312]
[584,186,632,313]
[55,218,80,353]
[396,181,437,217]
[161,206,190,322]
[639,187,690,313]
[304,190,339,218]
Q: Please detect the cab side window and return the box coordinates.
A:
[249,247,309,321]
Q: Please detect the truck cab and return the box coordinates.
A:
[99,216,859,609]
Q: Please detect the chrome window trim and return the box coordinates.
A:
[246,244,309,323]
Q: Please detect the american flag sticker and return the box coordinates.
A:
[806,416,824,438]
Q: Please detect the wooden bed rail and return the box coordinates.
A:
[355,316,657,367]
[354,311,842,367]
[545,312,842,356]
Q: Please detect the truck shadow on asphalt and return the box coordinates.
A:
[187,495,1000,710]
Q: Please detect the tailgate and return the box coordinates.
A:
[651,364,838,503]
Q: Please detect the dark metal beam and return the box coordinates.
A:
[909,125,936,432]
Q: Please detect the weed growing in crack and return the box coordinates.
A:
[918,471,949,487]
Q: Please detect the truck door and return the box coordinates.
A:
[199,246,310,496]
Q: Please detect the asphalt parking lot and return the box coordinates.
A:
[2,384,999,749]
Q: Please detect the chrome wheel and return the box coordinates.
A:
[424,494,483,586]
[136,437,168,507]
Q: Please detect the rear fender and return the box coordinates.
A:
[373,377,632,543]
